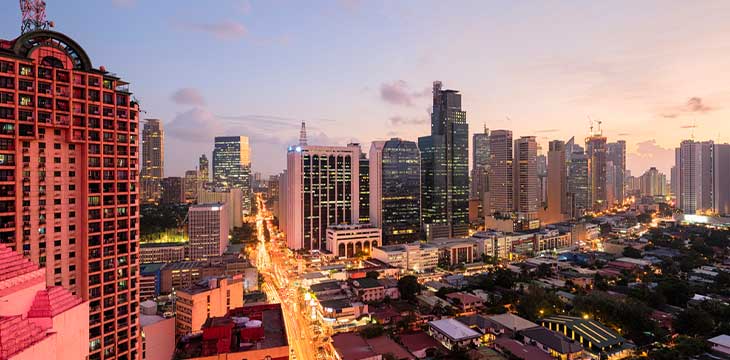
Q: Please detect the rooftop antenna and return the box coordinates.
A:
[299,121,308,146]
[19,0,53,34]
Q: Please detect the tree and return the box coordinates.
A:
[674,308,715,336]
[622,246,642,259]
[656,279,691,307]
[365,271,380,279]
[637,213,653,224]
[397,275,421,301]
[359,324,385,339]
[536,263,553,278]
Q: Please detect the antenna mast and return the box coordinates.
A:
[19,0,53,34]
[299,122,308,146]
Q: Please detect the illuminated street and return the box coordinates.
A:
[250,194,332,360]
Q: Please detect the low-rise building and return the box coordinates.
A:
[429,238,477,266]
[371,242,439,272]
[140,301,175,360]
[326,224,382,258]
[708,334,730,358]
[140,263,165,300]
[520,326,583,360]
[332,333,413,360]
[352,277,385,302]
[541,315,633,359]
[427,318,481,350]
[175,277,245,335]
[319,299,369,333]
[174,304,289,360]
[140,242,187,263]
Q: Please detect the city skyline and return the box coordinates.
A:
[2,1,729,176]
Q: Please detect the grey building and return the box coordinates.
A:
[471,126,490,203]
[141,118,164,204]
[487,130,513,216]
[568,152,590,218]
[607,140,626,204]
[419,81,469,240]
[213,136,252,214]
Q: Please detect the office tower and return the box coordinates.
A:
[713,144,730,215]
[418,81,469,240]
[198,154,209,185]
[369,138,421,244]
[513,136,539,226]
[565,136,583,162]
[546,140,568,223]
[0,30,141,359]
[537,153,547,206]
[286,144,360,251]
[639,167,667,197]
[487,130,513,215]
[606,161,617,205]
[359,151,370,224]
[676,140,714,214]
[141,119,164,204]
[585,134,608,210]
[568,152,591,217]
[670,166,678,198]
[278,170,288,234]
[197,188,243,229]
[184,169,198,202]
[160,176,184,204]
[607,140,626,204]
[213,136,251,214]
[188,203,229,260]
[471,126,489,204]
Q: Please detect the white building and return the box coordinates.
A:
[197,188,243,229]
[428,318,481,350]
[188,203,229,261]
[708,334,730,357]
[371,242,439,272]
[326,224,381,258]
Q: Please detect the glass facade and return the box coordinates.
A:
[359,153,369,223]
[381,139,420,244]
[212,136,251,214]
[568,152,590,216]
[419,82,469,238]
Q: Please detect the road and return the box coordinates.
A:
[250,194,331,360]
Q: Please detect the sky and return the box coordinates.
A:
[2,0,730,177]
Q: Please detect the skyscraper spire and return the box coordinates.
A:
[299,121,308,146]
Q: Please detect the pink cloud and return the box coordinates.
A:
[171,88,206,106]
[188,20,247,40]
[380,80,430,107]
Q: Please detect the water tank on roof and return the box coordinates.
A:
[140,300,157,315]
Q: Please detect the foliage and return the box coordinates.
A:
[140,204,189,237]
[516,285,564,321]
[655,279,691,307]
[359,324,385,339]
[397,275,421,301]
[645,336,710,360]
[622,246,642,259]
[230,223,256,244]
[674,308,715,336]
[573,291,661,346]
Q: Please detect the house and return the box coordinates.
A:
[381,278,401,300]
[352,277,386,302]
[493,338,552,360]
[332,332,414,360]
[520,326,584,360]
[446,292,484,314]
[400,332,443,359]
[487,313,538,337]
[428,318,481,350]
[708,334,730,358]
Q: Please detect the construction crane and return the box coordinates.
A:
[19,0,53,34]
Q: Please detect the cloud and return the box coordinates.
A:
[389,115,428,126]
[627,139,674,175]
[380,81,430,106]
[171,88,206,106]
[661,97,717,118]
[111,0,135,8]
[234,0,252,14]
[166,108,223,142]
[187,20,247,39]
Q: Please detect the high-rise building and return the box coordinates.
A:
[585,134,608,210]
[160,176,184,204]
[670,165,678,198]
[0,29,141,359]
[184,169,198,203]
[141,119,164,204]
[675,140,714,214]
[359,151,370,224]
[513,136,539,228]
[188,203,229,260]
[197,188,243,229]
[278,170,288,235]
[568,152,591,217]
[418,81,469,240]
[213,136,251,214]
[713,144,730,215]
[471,126,489,203]
[546,140,568,223]
[487,130,513,216]
[606,160,617,205]
[537,153,547,206]
[286,144,360,251]
[639,167,667,197]
[607,140,626,204]
[198,154,209,185]
[369,138,421,245]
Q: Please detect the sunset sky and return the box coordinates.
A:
[2,0,729,176]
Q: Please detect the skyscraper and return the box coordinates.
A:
[713,144,730,216]
[639,167,667,197]
[198,154,209,185]
[676,140,714,214]
[537,153,547,206]
[286,144,360,251]
[359,151,370,224]
[184,169,198,202]
[513,136,539,227]
[369,138,421,245]
[141,118,164,204]
[487,130,513,216]
[585,134,608,210]
[161,176,184,204]
[607,140,626,204]
[471,126,489,205]
[568,152,591,217]
[418,81,469,240]
[0,29,140,359]
[213,136,251,214]
[546,140,568,223]
[188,203,229,260]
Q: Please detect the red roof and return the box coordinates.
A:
[0,315,49,359]
[0,244,39,282]
[27,287,84,318]
[400,332,441,352]
[494,338,553,360]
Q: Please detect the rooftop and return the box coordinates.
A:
[310,280,342,293]
[353,277,383,289]
[494,337,553,360]
[541,315,624,349]
[332,333,413,360]
[488,313,538,332]
[0,244,41,283]
[429,318,481,341]
[520,326,583,354]
[400,332,442,353]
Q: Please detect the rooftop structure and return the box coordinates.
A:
[541,315,631,357]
